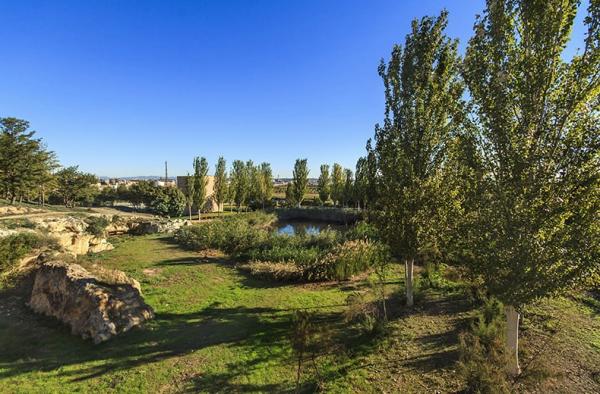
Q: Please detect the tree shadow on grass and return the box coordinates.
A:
[0,299,296,389]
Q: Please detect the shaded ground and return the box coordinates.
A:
[0,234,598,393]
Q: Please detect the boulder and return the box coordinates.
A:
[28,261,154,343]
[30,216,113,255]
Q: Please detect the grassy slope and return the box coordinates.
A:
[0,235,598,393]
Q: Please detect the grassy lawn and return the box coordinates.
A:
[0,234,598,393]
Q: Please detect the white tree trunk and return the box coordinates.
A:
[505,305,521,376]
[405,259,414,307]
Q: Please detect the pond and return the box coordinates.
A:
[275,221,346,236]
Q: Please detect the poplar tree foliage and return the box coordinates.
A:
[330,163,344,206]
[230,160,248,211]
[354,157,369,209]
[369,11,465,306]
[317,164,331,205]
[192,157,209,220]
[184,171,195,220]
[457,0,599,374]
[259,162,274,208]
[291,158,309,207]
[343,168,354,207]
[0,117,57,204]
[213,156,228,213]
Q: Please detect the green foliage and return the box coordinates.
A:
[317,164,330,205]
[192,157,209,216]
[292,158,309,207]
[230,160,249,210]
[213,156,228,212]
[0,233,58,274]
[342,168,354,207]
[344,292,386,335]
[458,298,510,393]
[330,163,344,206]
[53,166,98,207]
[368,10,464,265]
[150,186,186,217]
[84,216,110,237]
[346,221,380,241]
[0,117,58,205]
[455,0,600,307]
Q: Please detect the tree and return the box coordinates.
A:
[285,182,297,207]
[230,160,248,211]
[343,168,354,207]
[213,156,228,213]
[330,163,344,207]
[151,186,186,217]
[0,117,56,204]
[54,166,98,207]
[184,172,195,220]
[259,162,273,209]
[246,160,259,209]
[370,11,464,307]
[458,0,600,375]
[192,157,208,220]
[354,157,368,209]
[291,159,309,208]
[317,164,330,205]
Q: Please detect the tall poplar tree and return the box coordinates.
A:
[343,168,354,207]
[317,164,330,205]
[370,11,465,307]
[291,159,309,207]
[460,0,600,375]
[192,157,208,220]
[213,156,228,214]
[230,160,248,211]
[330,163,344,207]
[259,162,273,209]
[184,171,195,220]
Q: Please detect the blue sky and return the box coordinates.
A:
[0,1,590,177]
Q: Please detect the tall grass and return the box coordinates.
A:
[174,214,389,282]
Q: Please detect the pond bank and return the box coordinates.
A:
[275,207,362,224]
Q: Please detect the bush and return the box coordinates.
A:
[238,261,303,282]
[345,221,380,241]
[303,240,389,281]
[0,233,59,274]
[85,216,110,237]
[457,297,510,393]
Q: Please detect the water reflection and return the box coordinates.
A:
[275,221,342,236]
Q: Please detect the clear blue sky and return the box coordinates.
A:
[0,0,589,177]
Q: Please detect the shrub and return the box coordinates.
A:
[457,297,510,393]
[303,240,389,281]
[0,233,59,274]
[85,216,110,237]
[345,221,380,241]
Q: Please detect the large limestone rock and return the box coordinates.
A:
[30,216,114,255]
[28,261,154,343]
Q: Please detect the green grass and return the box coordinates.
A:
[0,234,598,393]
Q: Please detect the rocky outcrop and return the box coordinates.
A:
[106,216,191,236]
[28,261,154,343]
[30,216,114,255]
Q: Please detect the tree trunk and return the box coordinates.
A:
[405,259,414,307]
[188,204,192,220]
[505,305,521,376]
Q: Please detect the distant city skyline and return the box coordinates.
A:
[0,0,589,177]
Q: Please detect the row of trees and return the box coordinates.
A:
[181,156,274,217]
[365,0,598,377]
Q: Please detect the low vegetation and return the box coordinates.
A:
[175,216,388,282]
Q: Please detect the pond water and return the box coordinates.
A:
[275,221,345,236]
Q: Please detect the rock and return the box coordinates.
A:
[30,216,113,255]
[28,261,154,343]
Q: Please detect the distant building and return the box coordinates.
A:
[176,175,218,212]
